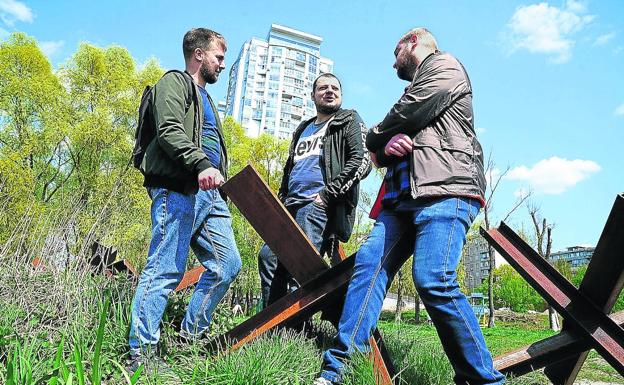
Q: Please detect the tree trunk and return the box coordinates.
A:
[487,246,496,327]
[549,307,560,331]
[394,274,403,322]
[414,294,421,324]
[245,290,252,315]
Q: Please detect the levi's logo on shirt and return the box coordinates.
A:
[293,124,327,162]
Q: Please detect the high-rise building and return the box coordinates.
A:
[463,235,508,292]
[225,24,334,139]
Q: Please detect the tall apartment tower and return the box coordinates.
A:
[225,24,334,139]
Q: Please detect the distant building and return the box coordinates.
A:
[547,245,594,269]
[217,101,227,120]
[225,24,334,139]
[463,235,508,292]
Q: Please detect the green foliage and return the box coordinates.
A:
[476,265,546,312]
[571,264,624,312]
[0,32,161,265]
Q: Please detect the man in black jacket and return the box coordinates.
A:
[258,73,370,308]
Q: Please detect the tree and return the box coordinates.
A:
[0,33,68,246]
[476,264,545,312]
[0,33,164,266]
[481,155,530,327]
[528,203,559,331]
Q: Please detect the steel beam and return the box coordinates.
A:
[544,194,624,384]
[481,222,624,377]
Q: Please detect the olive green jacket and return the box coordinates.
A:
[140,71,227,194]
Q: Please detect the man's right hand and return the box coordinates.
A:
[384,134,413,157]
[198,168,224,190]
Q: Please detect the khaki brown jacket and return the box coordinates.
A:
[366,51,486,202]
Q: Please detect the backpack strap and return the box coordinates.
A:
[162,69,202,143]
[163,69,195,111]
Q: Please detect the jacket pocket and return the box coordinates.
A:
[411,133,474,186]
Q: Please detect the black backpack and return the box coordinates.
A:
[132,70,196,170]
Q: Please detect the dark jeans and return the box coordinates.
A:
[258,201,327,309]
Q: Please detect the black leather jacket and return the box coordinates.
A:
[279,109,371,242]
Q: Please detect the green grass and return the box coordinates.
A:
[2,256,623,385]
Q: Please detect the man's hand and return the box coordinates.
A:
[313,193,327,208]
[198,168,224,190]
[384,134,413,157]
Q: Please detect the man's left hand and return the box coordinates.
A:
[313,193,327,208]
[384,134,413,157]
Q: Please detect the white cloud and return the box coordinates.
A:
[476,127,487,135]
[502,0,594,63]
[39,40,64,57]
[593,32,615,46]
[614,103,624,116]
[506,156,600,194]
[0,0,33,26]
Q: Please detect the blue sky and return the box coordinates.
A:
[2,0,622,251]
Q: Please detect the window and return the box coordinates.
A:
[272,47,283,56]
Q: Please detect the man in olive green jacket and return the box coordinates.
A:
[128,28,241,374]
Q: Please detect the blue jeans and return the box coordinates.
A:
[320,197,504,385]
[258,201,327,308]
[128,188,241,354]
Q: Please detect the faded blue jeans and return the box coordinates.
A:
[129,188,241,355]
[258,201,327,308]
[320,197,504,384]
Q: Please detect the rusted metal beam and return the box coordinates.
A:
[481,222,624,377]
[175,265,206,292]
[220,165,328,284]
[219,166,396,384]
[215,255,355,350]
[544,194,624,385]
[371,329,397,385]
[494,310,624,376]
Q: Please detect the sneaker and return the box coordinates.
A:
[312,377,334,385]
[125,353,180,382]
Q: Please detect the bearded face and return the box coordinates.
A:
[198,41,226,85]
[200,59,219,84]
[312,76,342,115]
[393,42,418,81]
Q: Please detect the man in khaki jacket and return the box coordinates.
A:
[313,28,504,385]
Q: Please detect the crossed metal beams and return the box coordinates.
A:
[218,165,396,385]
[482,194,624,384]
